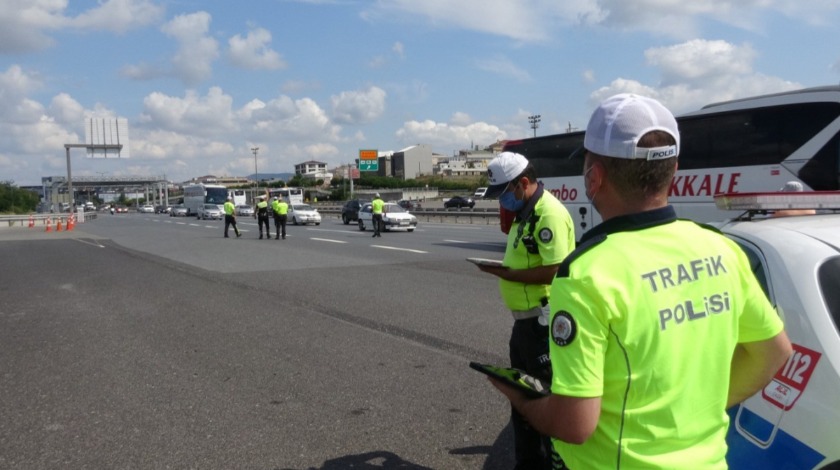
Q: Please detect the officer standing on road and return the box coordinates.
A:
[271,196,289,239]
[488,94,793,469]
[255,194,270,240]
[371,193,384,238]
[475,151,575,470]
[223,196,241,238]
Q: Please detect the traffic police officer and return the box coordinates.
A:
[371,193,384,238]
[488,94,792,469]
[222,196,241,238]
[476,151,575,470]
[271,196,289,239]
[255,194,270,239]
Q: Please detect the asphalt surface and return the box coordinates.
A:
[0,214,519,469]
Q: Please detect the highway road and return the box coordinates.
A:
[0,212,523,469]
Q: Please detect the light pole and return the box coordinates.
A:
[251,146,259,202]
[528,114,541,137]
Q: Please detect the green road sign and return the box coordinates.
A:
[359,160,378,171]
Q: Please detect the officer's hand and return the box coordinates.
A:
[488,376,528,405]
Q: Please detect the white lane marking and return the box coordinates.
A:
[311,238,346,244]
[373,245,427,254]
[188,223,201,227]
[73,238,105,248]
[307,228,357,234]
[443,239,471,244]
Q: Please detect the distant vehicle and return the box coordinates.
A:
[709,192,840,470]
[154,205,171,214]
[268,187,304,205]
[397,200,422,211]
[114,205,128,213]
[228,189,246,206]
[444,196,475,209]
[358,202,417,232]
[197,203,223,220]
[169,205,188,217]
[341,199,363,225]
[183,183,228,217]
[235,205,253,217]
[139,204,155,213]
[289,204,321,225]
[474,187,488,198]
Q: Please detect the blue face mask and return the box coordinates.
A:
[499,182,525,212]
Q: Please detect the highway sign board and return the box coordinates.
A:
[359,149,378,172]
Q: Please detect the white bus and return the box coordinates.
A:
[502,86,840,240]
[183,183,229,217]
[268,187,304,205]
[228,189,246,206]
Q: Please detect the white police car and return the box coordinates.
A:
[712,192,840,469]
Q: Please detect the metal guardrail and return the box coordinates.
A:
[0,212,98,227]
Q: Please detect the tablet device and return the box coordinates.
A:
[466,257,504,268]
[469,362,550,398]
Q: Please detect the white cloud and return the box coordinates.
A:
[68,0,164,33]
[475,56,532,82]
[590,39,802,113]
[140,87,237,136]
[331,86,387,125]
[392,41,405,58]
[396,119,507,149]
[160,11,219,85]
[228,27,286,70]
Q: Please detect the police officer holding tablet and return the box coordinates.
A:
[475,151,575,470]
[488,94,792,469]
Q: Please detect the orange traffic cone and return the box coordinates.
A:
[56,218,63,232]
[67,214,75,231]
[28,214,34,228]
[45,217,52,232]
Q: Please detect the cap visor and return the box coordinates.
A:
[483,183,507,199]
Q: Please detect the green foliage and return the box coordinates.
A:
[0,182,39,214]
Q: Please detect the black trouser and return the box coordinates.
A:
[258,215,270,237]
[273,214,287,239]
[372,213,383,236]
[224,215,240,237]
[509,316,555,470]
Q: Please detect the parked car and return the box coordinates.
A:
[235,205,254,217]
[289,204,321,225]
[139,204,155,213]
[397,200,422,211]
[710,192,840,469]
[474,187,488,198]
[358,202,417,232]
[444,196,475,209]
[170,204,188,217]
[197,203,223,220]
[341,199,363,225]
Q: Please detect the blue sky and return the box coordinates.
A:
[2,0,839,186]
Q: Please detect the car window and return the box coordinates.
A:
[730,238,773,302]
[361,204,371,213]
[818,256,840,331]
[386,204,406,213]
[294,204,312,211]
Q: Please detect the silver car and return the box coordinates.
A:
[198,203,223,220]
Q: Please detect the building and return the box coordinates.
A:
[391,144,433,180]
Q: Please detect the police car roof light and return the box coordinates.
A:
[714,191,840,211]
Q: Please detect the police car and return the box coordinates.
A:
[711,192,840,469]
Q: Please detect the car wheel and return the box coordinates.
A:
[408,228,414,232]
[316,222,320,226]
[358,219,365,231]
[293,216,299,225]
[342,214,349,225]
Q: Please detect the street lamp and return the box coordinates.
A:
[251,146,259,201]
[528,114,541,137]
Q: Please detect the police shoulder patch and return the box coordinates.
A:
[538,228,553,243]
[551,311,577,347]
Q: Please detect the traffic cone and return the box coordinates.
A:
[56,218,63,232]
[45,217,52,232]
[28,214,34,228]
[67,214,75,231]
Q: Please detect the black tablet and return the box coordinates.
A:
[466,257,504,267]
[469,362,550,399]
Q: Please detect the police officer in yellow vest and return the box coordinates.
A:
[255,195,270,240]
[476,151,575,470]
[222,196,241,238]
[489,94,793,469]
[271,196,289,240]
[371,193,385,238]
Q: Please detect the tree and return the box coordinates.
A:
[0,182,39,214]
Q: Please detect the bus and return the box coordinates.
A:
[268,187,304,205]
[183,183,229,216]
[503,85,840,240]
[228,189,246,207]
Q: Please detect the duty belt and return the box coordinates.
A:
[510,306,542,321]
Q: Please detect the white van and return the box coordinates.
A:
[474,187,488,198]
